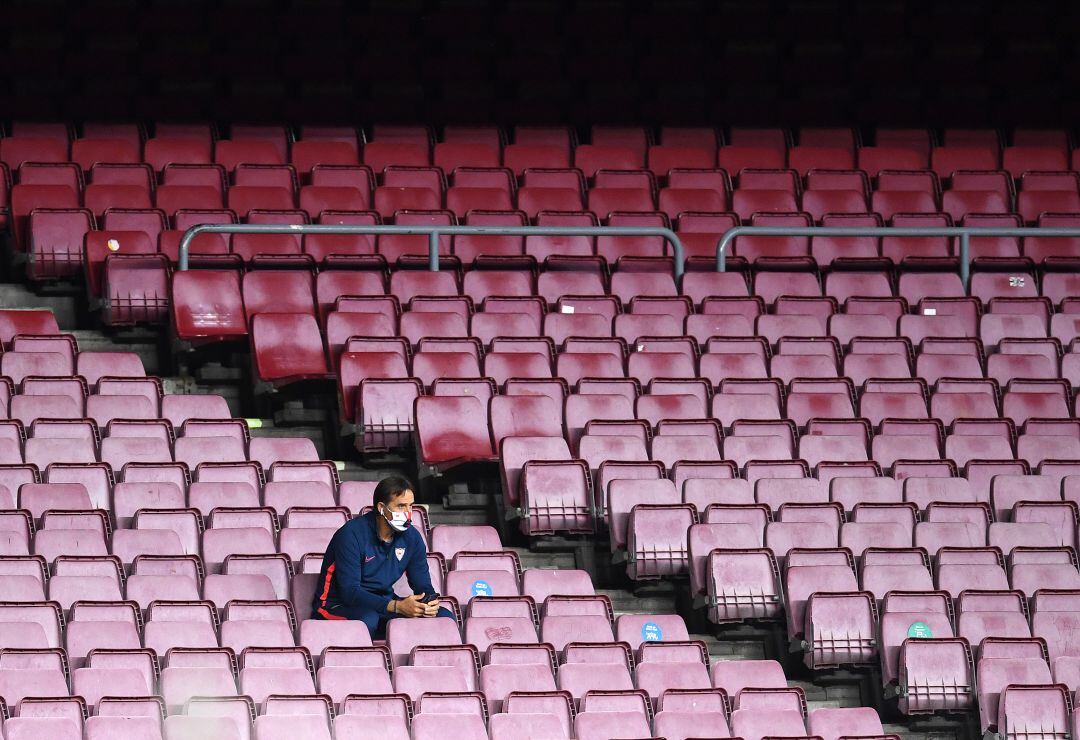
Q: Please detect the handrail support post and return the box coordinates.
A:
[428,231,440,272]
[959,232,970,293]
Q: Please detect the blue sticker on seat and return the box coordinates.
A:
[641,621,663,642]
[907,621,932,639]
[471,580,492,598]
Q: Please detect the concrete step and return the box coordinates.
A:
[597,586,677,617]
[696,633,769,661]
[69,329,162,375]
[421,501,491,528]
[513,548,576,570]
[0,284,78,328]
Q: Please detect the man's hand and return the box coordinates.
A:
[394,593,429,618]
[421,598,440,618]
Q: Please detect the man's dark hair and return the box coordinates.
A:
[373,475,414,508]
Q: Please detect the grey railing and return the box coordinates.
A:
[178,223,688,277]
[715,226,1080,290]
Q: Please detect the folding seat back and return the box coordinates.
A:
[1032,591,1080,662]
[214,140,284,171]
[415,395,495,467]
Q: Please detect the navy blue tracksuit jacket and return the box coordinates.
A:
[311,511,451,635]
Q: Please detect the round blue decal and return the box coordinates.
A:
[641,621,663,642]
[471,580,493,598]
[907,621,932,639]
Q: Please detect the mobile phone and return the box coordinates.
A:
[421,592,440,604]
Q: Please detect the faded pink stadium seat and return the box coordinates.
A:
[488,713,567,740]
[931,379,999,425]
[392,661,475,704]
[937,548,1010,600]
[1026,215,1080,266]
[913,518,987,555]
[947,566,1015,619]
[429,524,502,562]
[718,144,785,175]
[144,137,212,173]
[556,350,625,385]
[658,186,728,220]
[1004,145,1068,177]
[520,568,595,606]
[674,211,738,262]
[514,455,591,531]
[858,547,931,602]
[163,714,244,740]
[535,265,604,304]
[988,521,1059,557]
[231,209,309,258]
[251,715,331,740]
[172,270,247,343]
[613,614,690,654]
[483,350,551,387]
[648,688,730,735]
[1018,420,1080,467]
[579,430,650,486]
[414,395,496,467]
[1030,591,1080,667]
[881,478,949,518]
[479,662,557,713]
[1009,548,1080,597]
[383,615,461,669]
[242,271,316,322]
[588,186,655,218]
[636,649,713,706]
[989,473,1062,521]
[607,477,679,551]
[517,185,585,217]
[317,650,393,706]
[730,707,807,740]
[293,141,361,175]
[596,212,669,262]
[574,144,642,177]
[711,658,787,698]
[503,143,570,174]
[236,648,313,705]
[659,127,718,153]
[808,707,887,740]
[499,434,572,512]
[362,139,431,171]
[932,144,1000,177]
[788,146,854,176]
[879,591,973,712]
[513,129,571,154]
[682,478,753,511]
[251,313,329,384]
[945,420,1015,467]
[248,437,318,469]
[858,141,929,172]
[303,210,379,264]
[591,126,649,156]
[410,712,486,740]
[160,394,231,429]
[146,609,221,669]
[0,310,60,348]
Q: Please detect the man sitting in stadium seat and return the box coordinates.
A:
[312,474,454,634]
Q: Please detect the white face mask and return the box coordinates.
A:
[380,505,410,532]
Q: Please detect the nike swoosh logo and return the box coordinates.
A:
[364,555,375,562]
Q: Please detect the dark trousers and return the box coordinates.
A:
[317,601,456,639]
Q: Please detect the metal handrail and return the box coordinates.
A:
[178,223,688,277]
[715,226,1080,290]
